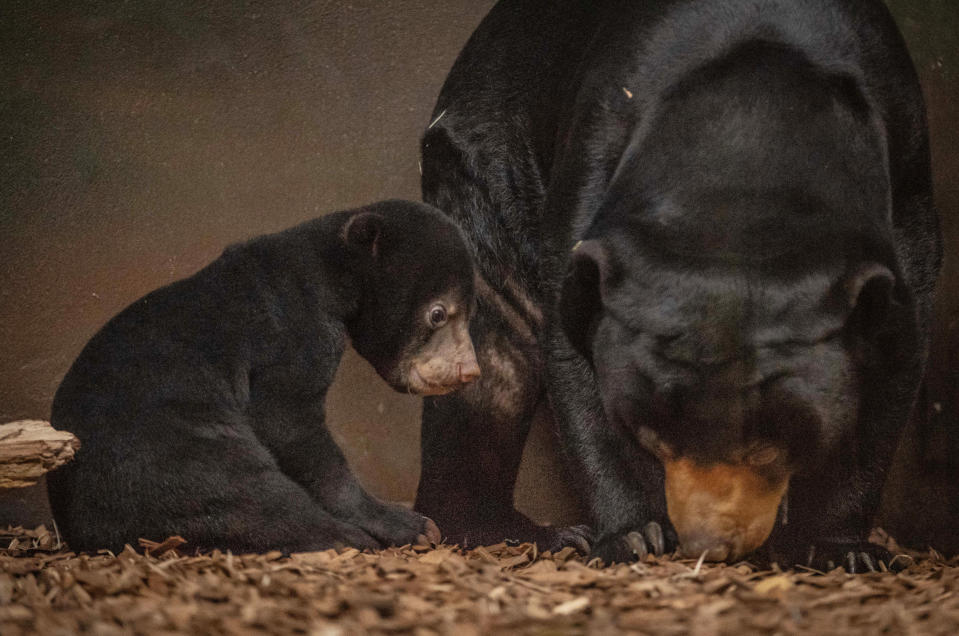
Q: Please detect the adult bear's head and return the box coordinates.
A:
[562,228,911,560]
[557,41,917,561]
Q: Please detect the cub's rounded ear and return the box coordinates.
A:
[559,240,607,361]
[343,212,384,256]
[844,262,898,338]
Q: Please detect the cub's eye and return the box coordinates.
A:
[428,305,448,328]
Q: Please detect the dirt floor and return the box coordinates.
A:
[1,526,958,635]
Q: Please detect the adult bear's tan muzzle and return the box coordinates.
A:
[664,456,789,561]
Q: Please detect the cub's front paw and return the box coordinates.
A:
[589,521,677,565]
[367,503,442,547]
[306,518,381,552]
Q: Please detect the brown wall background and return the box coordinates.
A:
[1,1,956,550]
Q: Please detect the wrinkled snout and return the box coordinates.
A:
[664,458,789,562]
[407,321,481,395]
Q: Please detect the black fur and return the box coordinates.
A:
[416,0,939,570]
[48,200,476,554]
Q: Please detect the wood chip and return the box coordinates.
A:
[138,535,187,557]
[753,574,794,596]
[0,421,79,488]
[552,595,590,615]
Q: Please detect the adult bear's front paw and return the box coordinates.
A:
[543,524,593,554]
[299,516,382,553]
[589,521,677,565]
[772,538,909,573]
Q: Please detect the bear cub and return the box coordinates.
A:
[47,200,479,554]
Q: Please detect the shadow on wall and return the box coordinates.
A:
[0,0,956,554]
[879,0,959,555]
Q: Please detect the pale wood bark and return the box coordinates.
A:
[0,420,80,489]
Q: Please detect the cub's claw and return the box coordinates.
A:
[418,518,442,545]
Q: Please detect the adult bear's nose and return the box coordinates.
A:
[679,532,731,562]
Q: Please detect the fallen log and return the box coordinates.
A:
[0,420,80,489]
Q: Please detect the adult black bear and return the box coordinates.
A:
[416,0,940,571]
[48,200,480,554]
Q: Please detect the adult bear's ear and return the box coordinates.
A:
[842,262,899,340]
[560,240,607,362]
[343,212,384,256]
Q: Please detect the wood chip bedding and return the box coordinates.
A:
[1,525,956,635]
